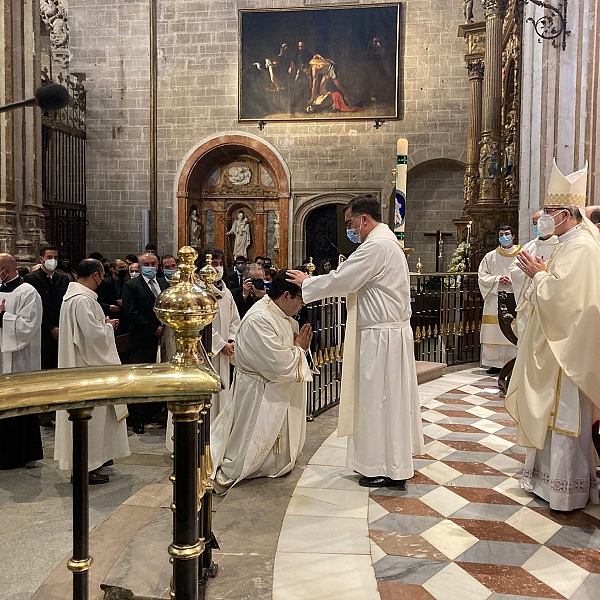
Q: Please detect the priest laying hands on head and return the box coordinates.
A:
[211,270,313,495]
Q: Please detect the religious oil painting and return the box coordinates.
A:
[238,4,401,122]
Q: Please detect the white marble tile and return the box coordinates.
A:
[418,461,462,485]
[308,444,348,467]
[457,384,484,394]
[277,514,370,555]
[505,506,562,544]
[368,497,389,524]
[471,419,505,433]
[493,478,534,505]
[420,486,469,517]
[424,440,456,460]
[273,552,380,600]
[465,405,496,419]
[296,465,359,491]
[320,431,348,449]
[477,434,515,452]
[421,519,479,560]
[422,410,449,423]
[521,546,589,598]
[422,423,452,440]
[459,394,489,406]
[423,562,492,600]
[583,503,600,520]
[484,454,523,477]
[369,537,387,565]
[423,399,444,409]
[287,487,368,519]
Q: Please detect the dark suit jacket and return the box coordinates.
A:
[227,271,244,290]
[23,268,69,337]
[232,287,260,320]
[122,275,168,362]
[97,276,129,334]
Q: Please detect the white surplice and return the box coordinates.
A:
[166,284,240,451]
[509,236,558,340]
[0,281,42,374]
[211,296,312,489]
[302,223,424,480]
[54,282,130,471]
[478,246,520,368]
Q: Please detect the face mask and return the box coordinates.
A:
[130,271,140,278]
[0,269,8,284]
[117,269,128,279]
[498,235,513,247]
[537,212,558,237]
[44,258,57,272]
[142,266,157,279]
[163,269,177,280]
[533,224,541,238]
[215,266,224,280]
[346,226,361,244]
[264,281,272,290]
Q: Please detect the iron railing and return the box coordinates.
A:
[410,272,483,366]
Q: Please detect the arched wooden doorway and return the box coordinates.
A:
[176,134,291,268]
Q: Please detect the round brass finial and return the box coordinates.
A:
[306,256,316,277]
[416,257,423,274]
[198,254,219,288]
[154,245,218,366]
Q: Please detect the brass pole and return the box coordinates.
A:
[67,408,94,600]
[149,0,158,246]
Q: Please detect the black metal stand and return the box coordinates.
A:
[67,408,94,600]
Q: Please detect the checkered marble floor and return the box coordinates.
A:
[369,373,600,600]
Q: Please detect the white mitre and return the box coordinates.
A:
[544,158,588,208]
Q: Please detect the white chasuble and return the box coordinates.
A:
[166,285,240,451]
[0,282,42,374]
[478,246,520,368]
[302,223,424,480]
[505,222,600,511]
[211,297,312,489]
[55,282,130,471]
[509,236,558,341]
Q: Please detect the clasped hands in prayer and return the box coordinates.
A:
[516,250,546,278]
[294,323,313,352]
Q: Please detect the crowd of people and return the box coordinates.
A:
[478,159,600,512]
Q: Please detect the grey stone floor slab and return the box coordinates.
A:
[370,484,439,499]
[374,555,449,584]
[438,432,490,442]
[450,502,522,521]
[446,474,509,488]
[545,526,600,550]
[455,540,541,566]
[443,450,497,463]
[369,513,443,534]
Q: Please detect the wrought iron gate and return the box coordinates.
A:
[41,71,87,263]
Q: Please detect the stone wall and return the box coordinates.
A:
[68,0,473,263]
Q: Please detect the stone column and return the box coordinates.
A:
[0,0,44,262]
[478,0,506,203]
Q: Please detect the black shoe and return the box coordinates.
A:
[358,476,406,488]
[101,459,114,468]
[70,472,110,485]
[133,423,145,434]
[486,367,501,375]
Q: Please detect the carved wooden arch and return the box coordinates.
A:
[176,133,291,266]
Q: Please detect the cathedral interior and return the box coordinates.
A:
[0,1,599,599]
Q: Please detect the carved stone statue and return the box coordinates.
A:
[463,0,474,23]
[273,212,280,251]
[188,208,202,246]
[228,211,251,258]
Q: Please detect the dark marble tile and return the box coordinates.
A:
[448,487,520,505]
[503,452,525,463]
[545,526,600,550]
[446,474,509,488]
[413,459,437,470]
[437,409,475,418]
[371,496,443,518]
[377,581,438,600]
[373,555,449,584]
[548,545,600,573]
[570,573,600,600]
[443,451,498,463]
[442,440,494,453]
[456,563,563,598]
[370,513,443,535]
[370,484,439,499]
[530,507,600,530]
[455,540,541,566]
[442,461,505,477]
[439,423,487,433]
[369,531,447,560]
[439,432,491,442]
[451,519,538,544]
[450,502,522,521]
[436,417,482,426]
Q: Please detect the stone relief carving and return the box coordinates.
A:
[467,59,485,79]
[228,166,252,186]
[40,0,70,68]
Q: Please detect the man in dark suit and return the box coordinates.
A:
[122,252,168,433]
[24,244,69,370]
[97,258,129,360]
[227,255,247,289]
[232,263,266,319]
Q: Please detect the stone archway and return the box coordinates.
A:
[176,133,291,268]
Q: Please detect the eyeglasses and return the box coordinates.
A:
[344,214,362,228]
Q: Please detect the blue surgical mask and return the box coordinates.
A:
[142,266,157,279]
[499,235,512,247]
[163,269,177,280]
[533,224,541,238]
[346,225,362,244]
